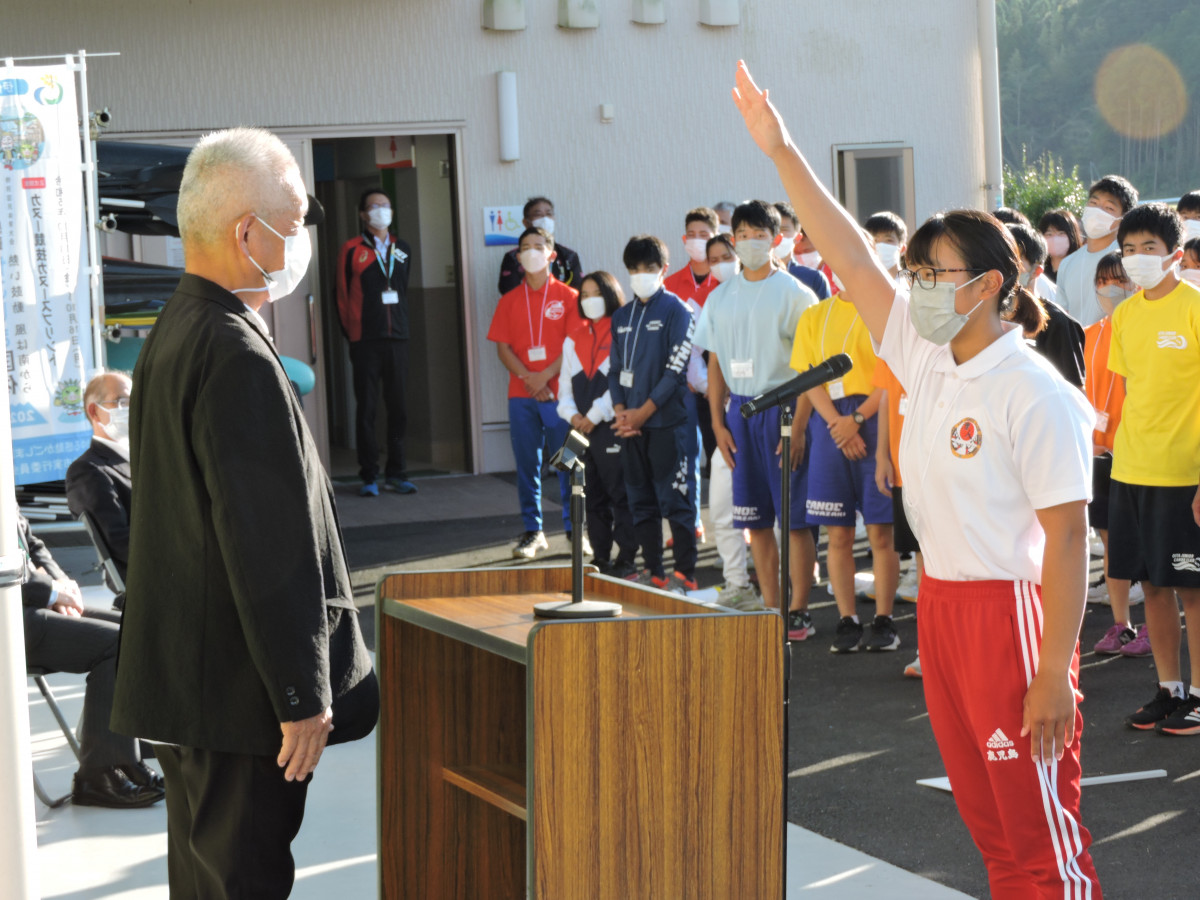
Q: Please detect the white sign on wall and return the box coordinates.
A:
[483,205,524,247]
[1,63,93,484]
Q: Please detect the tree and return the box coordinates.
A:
[1003,147,1086,224]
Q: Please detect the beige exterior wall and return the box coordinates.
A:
[5,0,989,473]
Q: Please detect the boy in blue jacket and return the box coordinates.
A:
[610,235,698,592]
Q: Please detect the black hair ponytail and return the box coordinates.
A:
[1002,284,1049,338]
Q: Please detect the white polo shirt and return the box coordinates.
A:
[876,290,1094,583]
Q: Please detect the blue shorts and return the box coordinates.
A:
[805,394,893,527]
[726,395,809,530]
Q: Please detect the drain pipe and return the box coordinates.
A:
[978,0,1004,209]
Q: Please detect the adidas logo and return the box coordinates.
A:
[986,729,1014,749]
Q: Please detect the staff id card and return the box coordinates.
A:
[898,393,909,416]
[1094,409,1109,432]
[619,370,634,388]
[730,359,754,379]
[528,346,547,362]
[382,290,399,305]
[828,379,846,400]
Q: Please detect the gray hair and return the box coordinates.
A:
[713,201,736,215]
[176,127,306,249]
[83,370,131,423]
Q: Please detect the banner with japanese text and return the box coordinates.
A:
[1,63,93,485]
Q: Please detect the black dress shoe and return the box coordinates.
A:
[119,761,165,792]
[72,767,165,809]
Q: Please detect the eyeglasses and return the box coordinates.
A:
[99,398,130,409]
[899,267,987,289]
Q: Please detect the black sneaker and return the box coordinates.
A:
[830,617,864,654]
[1155,694,1200,736]
[787,610,815,641]
[860,615,900,652]
[1125,686,1184,730]
[512,531,549,560]
[608,560,639,580]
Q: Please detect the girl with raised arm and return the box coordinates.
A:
[732,62,1101,898]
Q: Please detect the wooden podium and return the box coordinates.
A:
[376,565,783,899]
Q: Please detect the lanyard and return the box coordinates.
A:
[1087,319,1115,415]
[623,298,650,373]
[373,240,395,284]
[821,298,859,358]
[524,279,550,349]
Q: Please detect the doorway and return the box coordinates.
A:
[312,134,471,479]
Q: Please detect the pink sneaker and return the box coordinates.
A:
[1119,625,1152,658]
[1094,624,1136,655]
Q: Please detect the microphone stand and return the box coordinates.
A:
[776,400,794,900]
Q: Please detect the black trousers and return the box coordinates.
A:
[622,424,698,578]
[349,338,409,483]
[22,605,139,770]
[158,745,310,900]
[583,423,638,566]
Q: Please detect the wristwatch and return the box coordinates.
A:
[851,410,865,426]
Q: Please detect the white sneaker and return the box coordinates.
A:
[854,512,867,543]
[854,571,876,598]
[1127,582,1145,606]
[1088,528,1105,558]
[896,567,920,603]
[904,653,922,678]
[1086,581,1110,605]
[715,582,764,611]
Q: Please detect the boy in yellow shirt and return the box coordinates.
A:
[1109,203,1200,735]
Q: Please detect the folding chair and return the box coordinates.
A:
[79,510,125,595]
[28,667,82,809]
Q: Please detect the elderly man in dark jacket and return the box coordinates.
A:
[112,127,378,900]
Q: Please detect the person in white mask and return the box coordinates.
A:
[497,196,583,294]
[775,201,832,300]
[1176,190,1200,246]
[336,188,416,496]
[713,200,736,235]
[66,370,134,602]
[114,126,379,896]
[1037,208,1082,284]
[1107,203,1200,738]
[1182,236,1200,287]
[1055,175,1139,327]
[734,61,1102,897]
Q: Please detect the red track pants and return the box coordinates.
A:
[919,576,1102,900]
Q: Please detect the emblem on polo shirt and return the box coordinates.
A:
[949,417,983,458]
[358,250,370,264]
[545,300,565,321]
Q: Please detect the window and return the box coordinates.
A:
[834,145,915,233]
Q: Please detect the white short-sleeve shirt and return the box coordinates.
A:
[876,290,1094,583]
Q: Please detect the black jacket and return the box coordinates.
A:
[1034,298,1086,389]
[17,513,67,609]
[66,438,131,591]
[112,274,377,755]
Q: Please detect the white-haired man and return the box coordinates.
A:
[112,127,378,899]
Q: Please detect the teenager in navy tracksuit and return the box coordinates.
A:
[557,271,638,577]
[609,235,698,592]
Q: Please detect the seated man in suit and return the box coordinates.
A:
[18,510,164,808]
[66,371,132,604]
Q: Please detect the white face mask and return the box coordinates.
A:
[101,405,130,444]
[232,215,312,302]
[1096,283,1129,301]
[717,223,732,235]
[1081,206,1120,240]
[684,238,708,263]
[1121,253,1174,290]
[710,260,738,283]
[771,238,793,262]
[531,215,555,236]
[629,271,662,300]
[367,207,392,230]
[875,242,902,271]
[908,271,987,345]
[518,247,550,274]
[1044,233,1070,257]
[1181,268,1200,286]
[798,250,821,269]
[581,295,607,320]
[733,238,772,271]
[1018,267,1037,290]
[1184,219,1200,241]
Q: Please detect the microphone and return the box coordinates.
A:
[740,354,853,419]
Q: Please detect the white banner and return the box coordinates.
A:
[1,63,93,485]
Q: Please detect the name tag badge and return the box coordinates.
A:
[381,290,399,305]
[828,379,846,401]
[898,393,909,417]
[619,369,634,388]
[528,345,547,362]
[1094,410,1109,432]
[730,359,754,379]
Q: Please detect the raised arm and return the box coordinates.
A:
[732,61,895,343]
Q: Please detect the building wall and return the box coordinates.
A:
[5,0,988,473]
